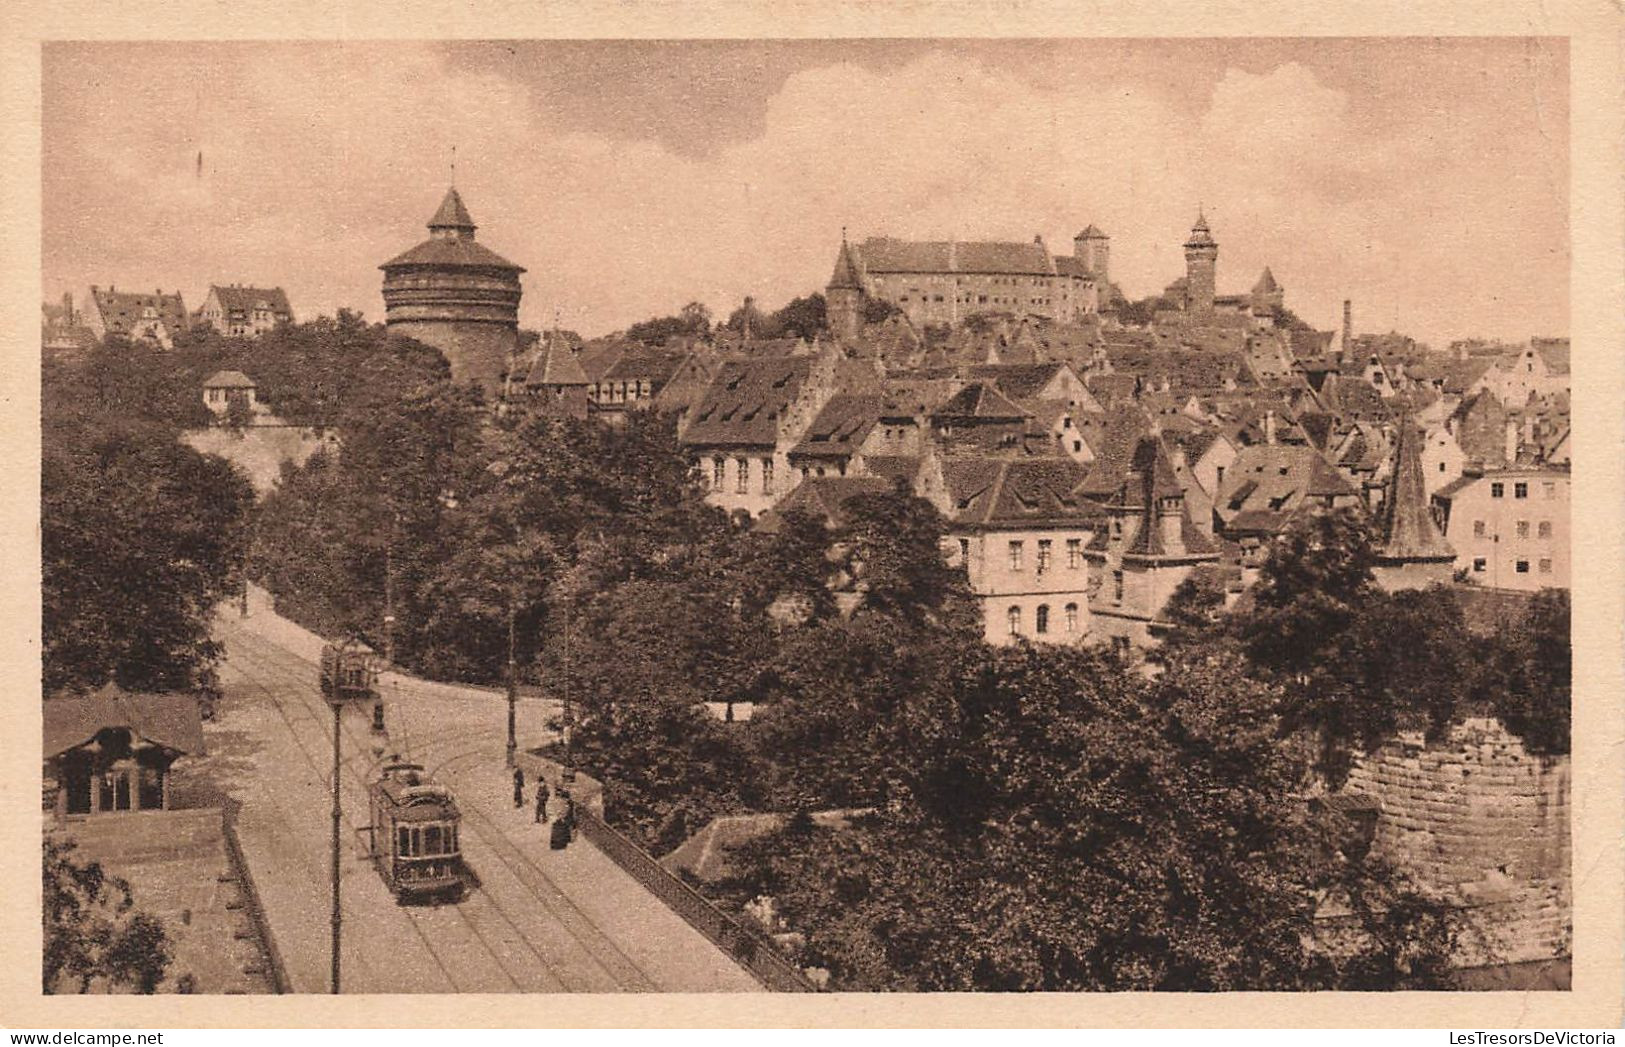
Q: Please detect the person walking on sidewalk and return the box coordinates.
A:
[534,778,550,823]
[512,766,525,809]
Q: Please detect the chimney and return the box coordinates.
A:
[1159,494,1185,553]
[1341,299,1352,355]
[1264,409,1278,445]
[1505,417,1520,465]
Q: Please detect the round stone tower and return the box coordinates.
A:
[380,187,525,396]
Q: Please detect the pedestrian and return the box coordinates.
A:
[512,766,525,809]
[534,778,550,823]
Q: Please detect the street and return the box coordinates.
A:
[193,590,762,993]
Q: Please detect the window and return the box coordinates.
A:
[1111,517,1123,540]
[735,457,749,494]
[1538,521,1552,539]
[1516,520,1529,538]
[1112,570,1124,603]
[1512,559,1530,574]
[1065,603,1079,634]
[1067,538,1082,569]
[1543,482,1556,499]
[1439,462,1446,472]
[398,827,411,856]
[712,457,724,490]
[958,538,970,562]
[425,825,443,855]
[1036,605,1050,634]
[1539,558,1553,574]
[1037,540,1052,572]
[1473,520,1486,538]
[1472,557,1487,572]
[1008,541,1024,570]
[1490,482,1504,498]
[1007,606,1021,636]
[1514,482,1528,499]
[761,457,774,495]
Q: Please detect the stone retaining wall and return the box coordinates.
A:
[1343,717,1570,967]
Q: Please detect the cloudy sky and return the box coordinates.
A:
[43,38,1567,347]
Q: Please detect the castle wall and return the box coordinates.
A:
[1343,718,1570,967]
[865,271,1095,328]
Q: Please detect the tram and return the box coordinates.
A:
[319,637,378,702]
[367,762,465,903]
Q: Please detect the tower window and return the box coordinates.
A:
[1036,605,1050,634]
[1008,541,1024,570]
[1007,606,1021,636]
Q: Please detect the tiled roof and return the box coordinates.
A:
[855,237,1055,276]
[965,362,1070,401]
[44,684,205,758]
[1377,422,1455,562]
[932,382,1029,421]
[940,457,1096,528]
[1216,444,1356,524]
[89,287,189,336]
[682,357,814,448]
[828,239,864,291]
[208,285,291,317]
[203,369,255,389]
[379,237,524,271]
[429,187,476,230]
[527,340,589,386]
[1076,224,1108,239]
[860,455,922,485]
[790,395,884,458]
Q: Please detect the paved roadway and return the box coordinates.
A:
[204,595,762,993]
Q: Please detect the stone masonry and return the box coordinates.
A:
[1343,717,1570,968]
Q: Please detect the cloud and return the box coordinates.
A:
[43,43,1566,348]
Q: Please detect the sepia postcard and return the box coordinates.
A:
[2,0,1621,1031]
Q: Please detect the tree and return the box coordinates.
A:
[43,838,172,993]
[43,420,253,693]
[723,642,1454,990]
[1478,588,1571,755]
[625,301,713,346]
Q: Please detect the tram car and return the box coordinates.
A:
[319,637,378,702]
[368,762,465,903]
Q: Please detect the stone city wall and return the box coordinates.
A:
[1344,717,1570,966]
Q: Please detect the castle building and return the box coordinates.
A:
[380,188,525,397]
[824,225,1111,337]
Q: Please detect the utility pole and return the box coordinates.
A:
[506,598,518,768]
[329,694,342,994]
[383,512,397,666]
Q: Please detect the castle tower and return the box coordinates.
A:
[1182,210,1218,314]
[1250,267,1283,311]
[1073,224,1111,287]
[380,187,525,397]
[826,231,865,343]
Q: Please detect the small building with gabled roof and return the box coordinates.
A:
[44,685,205,818]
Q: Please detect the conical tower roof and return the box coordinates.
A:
[1185,210,1216,248]
[1378,421,1455,562]
[429,187,476,233]
[828,237,864,291]
[1252,267,1279,294]
[530,335,588,387]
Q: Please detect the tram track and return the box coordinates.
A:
[216,619,660,991]
[217,637,545,992]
